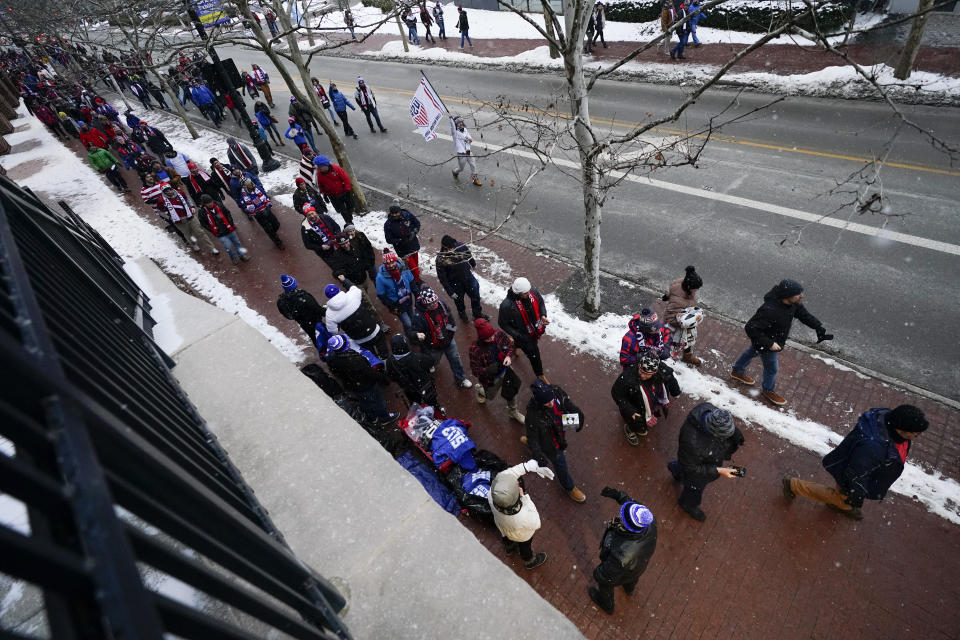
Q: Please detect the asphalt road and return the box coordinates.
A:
[210,48,959,400]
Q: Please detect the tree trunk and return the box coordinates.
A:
[302,1,316,46]
[396,12,410,52]
[544,3,560,59]
[156,73,200,140]
[894,0,934,80]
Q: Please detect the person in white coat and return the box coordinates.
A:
[489,460,554,569]
[324,282,388,357]
[449,114,482,186]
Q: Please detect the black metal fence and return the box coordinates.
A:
[0,174,351,639]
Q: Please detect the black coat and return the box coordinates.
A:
[525,384,582,466]
[498,288,547,347]
[277,289,325,339]
[385,351,437,405]
[611,363,681,421]
[185,171,225,203]
[326,348,384,391]
[409,300,457,350]
[677,402,744,487]
[328,242,375,284]
[594,492,658,586]
[744,287,823,352]
[293,186,327,214]
[300,215,341,265]
[383,210,421,257]
[436,242,477,295]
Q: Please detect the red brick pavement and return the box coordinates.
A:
[56,136,960,639]
[330,32,960,78]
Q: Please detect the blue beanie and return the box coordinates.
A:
[531,380,554,404]
[324,284,340,299]
[313,155,331,167]
[620,502,654,533]
[280,274,297,291]
[327,335,348,352]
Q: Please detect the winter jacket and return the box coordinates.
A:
[198,203,236,238]
[620,322,672,366]
[433,4,444,25]
[488,463,541,543]
[240,187,271,215]
[385,351,436,405]
[144,127,173,155]
[300,214,341,261]
[87,147,119,171]
[327,347,385,392]
[329,88,355,112]
[327,242,375,285]
[611,362,681,423]
[79,127,109,149]
[525,384,582,465]
[288,100,314,127]
[410,300,457,350]
[325,285,379,344]
[594,491,657,587]
[314,160,352,197]
[663,278,698,327]
[313,84,331,108]
[375,265,417,312]
[185,170,225,203]
[383,209,421,257]
[228,171,263,205]
[227,140,258,174]
[457,10,469,31]
[254,108,273,128]
[744,287,823,352]
[689,2,705,25]
[498,288,548,347]
[293,186,326,215]
[468,330,515,388]
[437,241,478,296]
[191,84,215,106]
[676,402,744,487]
[354,85,377,111]
[164,152,191,178]
[450,118,473,154]
[277,288,326,338]
[285,124,308,146]
[823,408,907,506]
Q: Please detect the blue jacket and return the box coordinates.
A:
[229,171,263,205]
[823,408,907,504]
[329,88,355,112]
[375,265,418,311]
[689,3,705,25]
[191,85,216,106]
[125,112,141,129]
[284,124,307,146]
[255,110,272,127]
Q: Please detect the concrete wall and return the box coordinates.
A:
[134,258,584,640]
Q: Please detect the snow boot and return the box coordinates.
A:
[506,398,525,424]
[524,552,547,570]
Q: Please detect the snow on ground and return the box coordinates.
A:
[3,107,307,363]
[346,208,960,526]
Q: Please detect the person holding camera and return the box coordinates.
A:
[667,402,744,522]
[525,380,587,503]
[589,487,658,614]
[489,459,554,570]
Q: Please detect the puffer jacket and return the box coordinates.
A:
[611,362,681,423]
[488,463,541,543]
[823,408,906,504]
[744,287,823,352]
[594,492,658,586]
[325,285,379,344]
[663,278,697,327]
[383,209,421,257]
[676,402,744,487]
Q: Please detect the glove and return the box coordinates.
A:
[523,459,555,481]
[600,486,619,499]
[816,328,834,343]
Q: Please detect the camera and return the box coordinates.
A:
[730,465,747,478]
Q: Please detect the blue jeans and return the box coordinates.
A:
[428,340,466,384]
[460,30,472,47]
[690,23,700,44]
[218,231,244,259]
[670,30,690,57]
[733,345,779,391]
[362,106,385,132]
[302,128,318,152]
[437,22,445,38]
[552,450,575,492]
[408,26,420,44]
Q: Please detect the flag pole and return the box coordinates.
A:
[419,69,450,113]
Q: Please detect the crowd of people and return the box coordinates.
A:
[8,37,931,619]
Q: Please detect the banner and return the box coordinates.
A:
[192,0,229,26]
[409,76,445,142]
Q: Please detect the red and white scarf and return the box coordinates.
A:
[160,190,192,223]
[188,170,212,194]
[252,68,267,84]
[203,204,234,234]
[420,306,450,348]
[231,143,252,169]
[514,293,546,339]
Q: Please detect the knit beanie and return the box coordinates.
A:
[390,334,410,355]
[280,274,297,291]
[441,235,458,249]
[324,284,341,299]
[620,502,654,533]
[886,405,928,433]
[327,335,349,352]
[682,265,702,292]
[474,318,495,340]
[512,277,531,295]
[775,279,804,298]
[531,380,554,404]
[705,408,735,438]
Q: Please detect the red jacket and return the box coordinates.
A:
[315,163,351,197]
[79,127,109,149]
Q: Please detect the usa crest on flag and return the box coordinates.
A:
[410,76,445,141]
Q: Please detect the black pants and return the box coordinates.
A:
[103,168,127,191]
[336,110,355,136]
[253,207,281,245]
[516,338,544,377]
[328,192,355,226]
[668,461,710,509]
[592,572,637,611]
[503,536,534,561]
[452,277,483,319]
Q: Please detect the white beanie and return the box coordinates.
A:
[511,277,531,295]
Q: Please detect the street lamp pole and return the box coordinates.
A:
[185,4,280,171]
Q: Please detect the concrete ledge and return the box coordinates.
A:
[132,258,583,640]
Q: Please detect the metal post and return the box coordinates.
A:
[185,4,281,171]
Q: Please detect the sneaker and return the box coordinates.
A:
[681,352,702,366]
[476,387,486,404]
[189,235,198,244]
[623,423,640,446]
[211,248,220,255]
[680,503,707,522]
[782,477,796,500]
[762,390,787,406]
[472,178,482,186]
[567,487,586,503]
[508,408,526,424]
[827,503,864,520]
[730,370,755,385]
[458,379,473,389]
[524,551,547,570]
[380,128,388,133]
[238,247,248,255]
[588,587,614,615]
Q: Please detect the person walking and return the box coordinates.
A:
[325,335,399,424]
[525,379,586,503]
[584,12,596,54]
[276,274,325,341]
[433,2,446,39]
[86,144,130,193]
[325,280,387,357]
[383,203,421,281]
[265,8,280,37]
[661,265,703,365]
[354,77,388,134]
[156,185,219,255]
[666,402,744,522]
[226,137,259,175]
[293,176,326,215]
[592,2,608,48]
[436,234,486,322]
[403,9,421,45]
[730,278,832,406]
[469,318,525,424]
[589,487,657,614]
[239,179,284,249]
[250,64,273,107]
[313,155,356,225]
[284,117,316,151]
[660,0,675,55]
[300,204,341,267]
[328,232,377,293]
[311,78,339,126]
[688,0,705,46]
[199,195,249,265]
[227,166,263,208]
[328,83,358,139]
[409,287,472,388]
[385,333,439,408]
[185,161,227,207]
[419,4,436,44]
[449,114,482,186]
[254,100,284,146]
[783,405,927,521]
[343,9,357,40]
[456,6,472,48]
[375,252,418,332]
[619,308,672,367]
[612,348,681,444]
[669,1,690,60]
[489,459,553,569]
[498,277,549,379]
[288,96,319,148]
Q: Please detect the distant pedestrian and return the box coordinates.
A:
[420,4,436,44]
[666,402,744,522]
[584,13,596,54]
[489,460,553,570]
[410,287,473,388]
[344,9,357,40]
[383,204,421,281]
[436,234,486,321]
[250,64,273,107]
[469,318,525,424]
[783,405,927,521]
[688,0,705,46]
[660,0,675,54]
[355,77,387,134]
[86,144,129,192]
[277,274,325,340]
[498,277,549,378]
[611,348,681,444]
[592,2,608,48]
[242,71,260,100]
[328,83,358,139]
[669,1,690,60]
[285,117,316,151]
[661,265,703,365]
[589,487,657,614]
[525,379,586,503]
[288,95,319,143]
[265,8,280,37]
[311,78,339,126]
[254,100,284,145]
[199,195,249,265]
[226,136,259,175]
[403,9,421,45]
[456,6,472,48]
[385,333,439,408]
[434,2,446,39]
[157,185,219,255]
[730,278,832,406]
[449,114,482,186]
[313,154,355,225]
[223,92,243,125]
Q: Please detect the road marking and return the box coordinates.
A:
[430,132,960,257]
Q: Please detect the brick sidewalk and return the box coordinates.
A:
[30,133,960,640]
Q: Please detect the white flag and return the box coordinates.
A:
[409,77,445,142]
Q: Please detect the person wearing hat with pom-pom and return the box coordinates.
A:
[355,77,387,134]
[498,276,549,379]
[667,402,745,522]
[409,287,472,389]
[783,405,927,521]
[731,278,832,406]
[590,487,658,614]
[489,460,554,569]
[469,318,525,424]
[276,275,325,341]
[661,265,703,365]
[612,347,681,444]
[525,379,586,503]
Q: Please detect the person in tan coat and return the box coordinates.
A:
[661,266,702,365]
[660,0,675,54]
